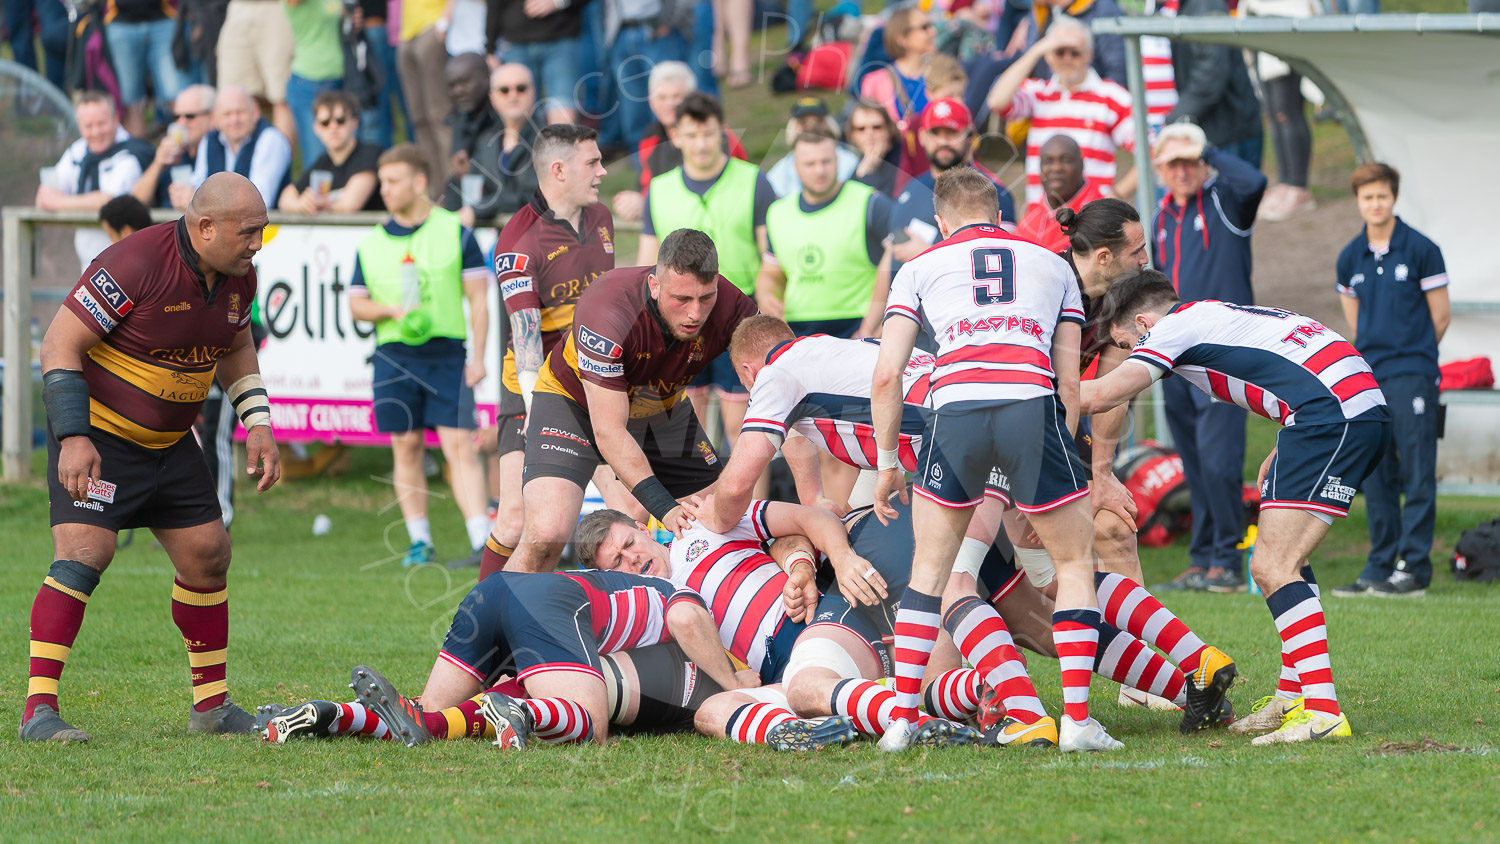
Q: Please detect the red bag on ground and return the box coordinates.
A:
[1439,357,1494,391]
[797,42,853,91]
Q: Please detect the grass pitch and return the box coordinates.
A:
[1,438,1497,842]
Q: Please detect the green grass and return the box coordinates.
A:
[2,446,1498,841]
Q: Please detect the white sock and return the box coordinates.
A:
[466,513,492,551]
[405,517,432,546]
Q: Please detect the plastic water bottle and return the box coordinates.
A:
[399,254,420,310]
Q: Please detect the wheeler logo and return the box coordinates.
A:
[577,353,623,378]
[501,276,534,300]
[73,287,117,332]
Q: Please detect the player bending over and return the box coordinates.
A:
[1083,270,1391,745]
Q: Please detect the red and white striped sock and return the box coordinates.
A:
[832,678,896,736]
[524,697,593,744]
[1095,623,1186,706]
[329,702,395,739]
[1053,608,1101,723]
[890,588,942,724]
[923,669,980,722]
[1274,566,1320,700]
[725,702,796,743]
[1267,582,1339,718]
[944,596,1046,724]
[1095,572,1209,673]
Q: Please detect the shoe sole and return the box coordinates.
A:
[1203,584,1246,594]
[1180,661,1238,735]
[984,731,1057,749]
[477,693,529,750]
[1330,590,1373,598]
[350,665,430,747]
[911,720,980,748]
[767,717,858,752]
[265,702,332,743]
[1367,589,1426,598]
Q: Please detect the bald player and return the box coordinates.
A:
[23,173,281,742]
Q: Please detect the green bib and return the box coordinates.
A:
[356,206,467,346]
[647,159,761,296]
[766,181,876,322]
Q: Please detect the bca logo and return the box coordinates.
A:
[89,268,133,315]
[494,252,530,275]
[578,326,623,359]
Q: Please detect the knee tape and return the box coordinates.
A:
[781,628,866,690]
[1013,546,1056,588]
[846,469,879,510]
[737,685,793,706]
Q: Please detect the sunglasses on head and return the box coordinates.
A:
[317,115,349,127]
[174,110,205,121]
[1051,46,1083,58]
[493,83,530,95]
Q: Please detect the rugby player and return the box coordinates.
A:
[870,167,1122,752]
[1084,270,1392,744]
[505,228,757,573]
[260,568,750,747]
[23,173,281,742]
[477,125,619,579]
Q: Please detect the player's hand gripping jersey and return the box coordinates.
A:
[740,335,934,470]
[1126,301,1389,427]
[885,225,1083,408]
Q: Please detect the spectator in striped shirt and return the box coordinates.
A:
[986,15,1140,209]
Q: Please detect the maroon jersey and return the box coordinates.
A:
[1061,250,1109,376]
[536,266,757,419]
[494,194,615,395]
[62,219,256,448]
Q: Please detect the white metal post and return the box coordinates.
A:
[3,209,34,482]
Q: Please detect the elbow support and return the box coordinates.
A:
[42,369,91,439]
[227,373,273,430]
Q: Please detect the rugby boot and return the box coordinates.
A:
[350,665,431,746]
[188,700,259,734]
[1117,685,1181,711]
[263,701,340,743]
[1180,646,1237,734]
[1228,696,1303,734]
[976,684,1005,733]
[1251,710,1351,746]
[1059,716,1124,753]
[981,715,1058,748]
[764,716,859,752]
[478,691,534,749]
[18,705,90,742]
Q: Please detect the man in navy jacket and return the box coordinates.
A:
[1150,122,1267,593]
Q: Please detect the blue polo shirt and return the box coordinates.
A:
[1335,217,1448,380]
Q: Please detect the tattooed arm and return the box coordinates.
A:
[510,306,544,414]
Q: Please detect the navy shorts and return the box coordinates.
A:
[46,426,221,531]
[788,317,861,339]
[685,353,747,398]
[439,571,602,688]
[759,617,807,684]
[1260,418,1391,521]
[916,395,1089,513]
[807,592,894,677]
[372,341,476,433]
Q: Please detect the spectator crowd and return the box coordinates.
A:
[10,0,1455,597]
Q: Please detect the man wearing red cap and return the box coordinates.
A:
[885,97,1017,281]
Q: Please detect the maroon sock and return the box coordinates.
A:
[478,538,513,582]
[171,579,230,712]
[25,561,101,723]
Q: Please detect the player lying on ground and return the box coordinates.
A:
[1083,270,1393,745]
[784,497,1236,746]
[259,568,755,748]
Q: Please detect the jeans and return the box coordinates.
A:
[609,25,688,149]
[105,18,189,107]
[1329,0,1380,11]
[785,0,812,48]
[359,24,404,149]
[690,0,719,97]
[502,37,583,113]
[1164,374,1247,573]
[579,1,621,147]
[1361,372,1439,585]
[286,73,343,166]
[1219,133,1265,171]
[5,0,69,91]
[1263,73,1310,188]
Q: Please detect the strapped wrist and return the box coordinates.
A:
[42,369,91,440]
[227,373,273,430]
[632,476,679,522]
[876,447,900,472]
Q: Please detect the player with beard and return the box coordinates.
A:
[885,98,1017,284]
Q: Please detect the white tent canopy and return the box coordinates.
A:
[1097,13,1500,491]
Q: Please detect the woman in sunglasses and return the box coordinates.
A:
[279,90,385,215]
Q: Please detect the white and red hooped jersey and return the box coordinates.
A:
[740,335,934,471]
[666,501,789,674]
[886,224,1083,409]
[560,569,679,653]
[1002,71,1138,207]
[1140,0,1178,129]
[1126,301,1390,427]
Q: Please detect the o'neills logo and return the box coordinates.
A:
[164,301,192,312]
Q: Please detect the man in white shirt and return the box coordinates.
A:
[179,85,292,210]
[34,92,151,271]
